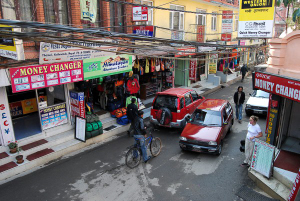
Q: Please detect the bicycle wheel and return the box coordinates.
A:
[150,137,162,157]
[125,147,141,168]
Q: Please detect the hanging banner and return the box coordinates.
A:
[208,54,218,74]
[189,59,197,81]
[83,54,133,80]
[80,0,98,23]
[265,94,280,145]
[0,25,24,60]
[0,87,15,146]
[238,0,275,38]
[70,91,85,121]
[254,72,300,103]
[132,6,148,21]
[197,25,205,43]
[221,11,233,41]
[40,103,68,130]
[39,40,117,64]
[133,26,155,37]
[9,60,84,93]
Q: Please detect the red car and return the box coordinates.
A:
[179,99,234,155]
[150,88,205,129]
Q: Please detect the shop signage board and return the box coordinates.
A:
[133,26,155,37]
[9,101,23,118]
[197,25,205,42]
[0,87,15,146]
[240,40,246,45]
[39,41,117,64]
[79,0,98,23]
[75,116,86,142]
[208,54,218,74]
[132,6,148,21]
[0,25,24,61]
[221,10,233,41]
[9,60,84,93]
[265,94,280,145]
[83,54,133,80]
[0,69,10,87]
[189,59,197,81]
[175,47,196,57]
[238,0,276,38]
[251,139,275,178]
[288,168,300,201]
[70,91,85,120]
[254,72,300,103]
[40,103,68,130]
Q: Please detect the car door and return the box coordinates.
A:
[184,93,194,116]
[178,97,186,121]
[190,91,200,112]
[222,107,229,138]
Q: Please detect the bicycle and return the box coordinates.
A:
[125,128,162,168]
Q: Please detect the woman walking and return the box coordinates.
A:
[242,116,263,167]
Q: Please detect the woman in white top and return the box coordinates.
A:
[242,115,263,166]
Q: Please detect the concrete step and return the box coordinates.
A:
[101,116,117,128]
[248,168,291,201]
[273,167,297,189]
[0,123,130,183]
[98,112,111,120]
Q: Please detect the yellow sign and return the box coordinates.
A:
[21,98,38,115]
[238,0,275,38]
[209,63,217,74]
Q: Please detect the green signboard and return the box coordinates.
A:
[83,55,132,80]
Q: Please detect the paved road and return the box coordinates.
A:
[0,76,269,201]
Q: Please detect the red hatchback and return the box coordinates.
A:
[150,88,205,129]
[179,99,234,155]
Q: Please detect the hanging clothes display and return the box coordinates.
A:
[145,58,150,73]
[126,77,140,94]
[160,59,165,71]
[155,58,160,71]
[151,58,155,72]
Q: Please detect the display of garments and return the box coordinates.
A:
[155,58,160,71]
[133,59,139,70]
[98,92,107,110]
[145,58,150,73]
[151,58,155,72]
[160,59,165,71]
[126,78,140,94]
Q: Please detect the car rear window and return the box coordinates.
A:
[153,95,178,112]
[190,109,221,126]
[254,90,269,98]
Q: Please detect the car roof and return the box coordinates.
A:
[156,88,194,97]
[197,99,227,111]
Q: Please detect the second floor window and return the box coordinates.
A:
[196,9,206,26]
[43,0,69,25]
[170,5,184,30]
[211,12,217,31]
[1,0,34,21]
[109,1,125,33]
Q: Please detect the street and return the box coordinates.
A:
[0,76,270,201]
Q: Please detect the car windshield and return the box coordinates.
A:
[190,109,221,126]
[253,90,269,98]
[153,95,178,112]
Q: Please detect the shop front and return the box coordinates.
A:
[0,60,83,145]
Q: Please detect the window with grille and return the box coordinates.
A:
[109,2,125,33]
[43,0,69,25]
[169,5,184,30]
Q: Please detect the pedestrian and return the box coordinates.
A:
[242,116,263,167]
[233,86,245,123]
[133,111,151,163]
[127,98,138,137]
[240,64,248,82]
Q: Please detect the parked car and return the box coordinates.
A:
[179,99,234,155]
[150,88,205,129]
[245,90,269,116]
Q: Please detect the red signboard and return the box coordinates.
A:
[221,10,233,41]
[197,25,205,43]
[221,33,232,41]
[175,47,196,57]
[9,60,83,93]
[189,59,197,81]
[288,168,300,201]
[254,72,300,103]
[133,26,155,37]
[132,6,148,21]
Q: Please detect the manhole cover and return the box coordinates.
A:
[104,125,117,131]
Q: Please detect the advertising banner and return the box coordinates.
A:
[9,101,23,118]
[70,91,85,119]
[75,116,86,142]
[265,94,280,145]
[197,25,205,43]
[133,26,155,37]
[189,59,197,81]
[251,139,275,178]
[254,72,300,103]
[175,47,196,57]
[39,41,117,64]
[0,87,15,146]
[288,168,300,201]
[9,60,83,93]
[40,103,68,130]
[83,55,133,80]
[132,6,148,21]
[238,0,276,38]
[0,25,24,60]
[221,11,233,41]
[209,54,218,74]
[80,0,98,23]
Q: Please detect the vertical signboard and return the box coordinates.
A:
[265,94,280,145]
[238,0,276,38]
[70,91,85,120]
[132,6,148,21]
[221,11,233,41]
[208,54,218,74]
[80,0,98,23]
[189,59,197,81]
[75,116,86,142]
[0,87,15,146]
[197,25,205,42]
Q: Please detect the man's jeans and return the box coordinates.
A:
[236,104,243,120]
[133,135,148,161]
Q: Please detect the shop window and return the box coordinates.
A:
[37,85,66,108]
[169,5,184,30]
[109,1,125,33]
[43,0,69,25]
[184,93,192,106]
[134,0,153,25]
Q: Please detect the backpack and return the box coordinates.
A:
[117,115,130,125]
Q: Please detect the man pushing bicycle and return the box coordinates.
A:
[133,110,151,163]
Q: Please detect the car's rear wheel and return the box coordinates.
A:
[215,141,223,156]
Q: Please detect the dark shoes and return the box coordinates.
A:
[238,120,242,124]
[144,156,151,163]
[241,163,250,167]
